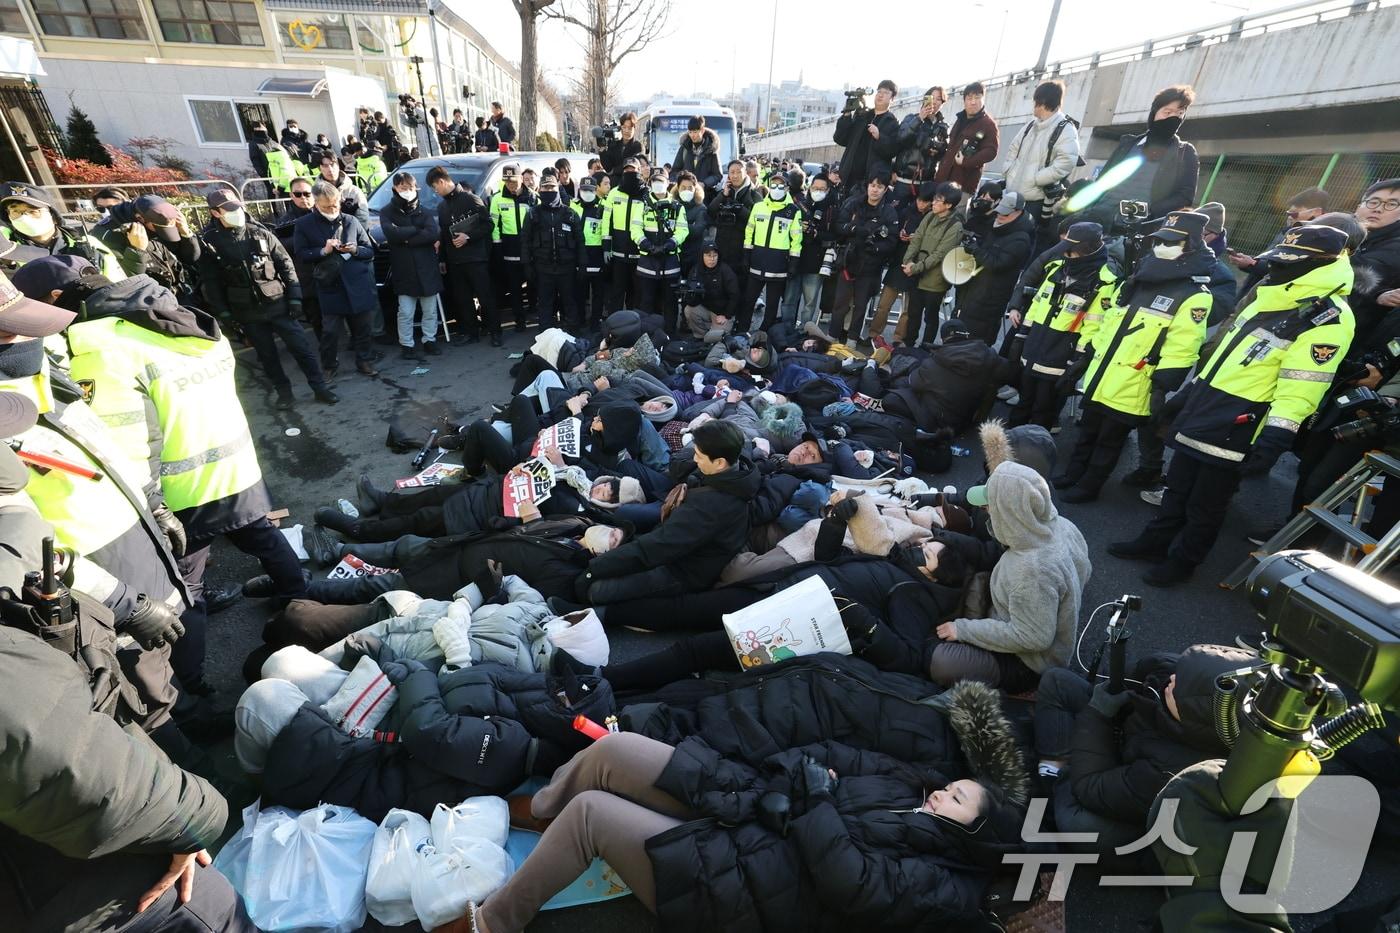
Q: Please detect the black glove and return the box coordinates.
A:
[1088,680,1131,718]
[758,790,793,836]
[1148,387,1168,419]
[121,595,185,649]
[475,558,505,604]
[831,496,861,521]
[660,238,678,253]
[151,502,186,558]
[637,237,655,256]
[341,633,396,669]
[797,755,839,804]
[1055,349,1093,395]
[1242,426,1293,477]
[378,657,428,685]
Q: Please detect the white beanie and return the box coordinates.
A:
[234,679,309,774]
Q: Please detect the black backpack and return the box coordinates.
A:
[661,338,707,367]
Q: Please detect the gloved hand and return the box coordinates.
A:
[1088,681,1131,718]
[637,237,655,256]
[341,632,396,669]
[757,791,793,836]
[1241,426,1293,477]
[1055,350,1092,395]
[602,250,613,265]
[797,755,839,804]
[474,558,505,604]
[1148,387,1168,419]
[831,495,861,522]
[378,657,428,685]
[121,595,185,649]
[151,502,186,558]
[660,238,678,254]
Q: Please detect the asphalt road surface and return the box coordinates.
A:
[200,326,1396,932]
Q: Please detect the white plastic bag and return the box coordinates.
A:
[410,840,514,929]
[544,608,610,666]
[431,796,510,850]
[241,803,378,932]
[364,808,433,926]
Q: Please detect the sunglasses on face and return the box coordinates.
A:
[291,191,312,198]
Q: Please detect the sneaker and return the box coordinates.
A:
[871,334,893,354]
[244,569,312,599]
[274,387,295,410]
[1049,423,1062,435]
[301,524,341,568]
[1140,485,1165,507]
[401,345,425,361]
[1002,391,1021,407]
[423,340,441,356]
[312,386,339,405]
[323,367,339,384]
[313,505,358,535]
[1121,466,1164,489]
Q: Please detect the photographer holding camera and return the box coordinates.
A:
[828,172,900,342]
[892,87,950,205]
[708,159,763,278]
[954,191,1036,345]
[1002,80,1081,257]
[599,112,644,185]
[934,82,1000,196]
[1078,85,1198,235]
[832,79,901,186]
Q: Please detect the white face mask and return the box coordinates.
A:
[1153,242,1185,261]
[679,189,694,203]
[220,209,246,228]
[811,190,828,202]
[10,210,54,240]
[769,187,787,201]
[319,209,341,222]
[580,190,597,203]
[397,189,417,202]
[651,181,669,196]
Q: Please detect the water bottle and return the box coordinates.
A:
[336,498,360,519]
[950,445,971,457]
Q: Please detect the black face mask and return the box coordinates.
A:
[1265,257,1329,285]
[542,192,561,208]
[621,173,642,195]
[1147,115,1184,141]
[0,338,45,379]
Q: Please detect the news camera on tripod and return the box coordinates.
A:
[832,79,901,186]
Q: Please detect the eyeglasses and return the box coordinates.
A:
[291,191,312,199]
[1361,197,1400,212]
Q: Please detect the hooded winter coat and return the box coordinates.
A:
[1069,644,1255,822]
[623,658,1028,933]
[885,336,1011,432]
[585,456,761,591]
[672,129,722,190]
[953,461,1091,674]
[955,210,1037,343]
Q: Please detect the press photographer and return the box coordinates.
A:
[892,86,951,202]
[598,112,644,184]
[954,191,1035,345]
[832,79,901,186]
[708,159,763,276]
[1002,79,1081,255]
[827,172,900,342]
[935,82,1000,196]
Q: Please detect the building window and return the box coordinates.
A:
[153,0,262,45]
[0,0,27,33]
[29,0,147,39]
[273,12,351,51]
[187,97,272,146]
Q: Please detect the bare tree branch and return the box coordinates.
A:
[545,0,675,128]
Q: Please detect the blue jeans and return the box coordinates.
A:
[796,273,824,325]
[397,293,440,346]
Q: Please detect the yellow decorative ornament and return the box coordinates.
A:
[287,19,324,52]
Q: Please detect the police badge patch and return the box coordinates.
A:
[1150,295,1173,311]
[1310,344,1340,365]
[76,379,95,403]
[1190,306,1208,324]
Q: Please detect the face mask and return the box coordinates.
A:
[397,189,417,203]
[678,189,694,203]
[769,187,787,200]
[651,181,668,196]
[1152,242,1185,261]
[811,190,827,202]
[1148,115,1184,138]
[319,210,341,222]
[220,209,246,228]
[542,191,561,207]
[10,211,54,240]
[0,338,45,379]
[580,190,597,203]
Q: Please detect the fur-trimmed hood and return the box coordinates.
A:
[979,418,1056,482]
[936,679,1029,805]
[756,399,806,452]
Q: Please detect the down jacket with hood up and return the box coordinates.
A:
[619,656,1029,933]
[952,459,1091,675]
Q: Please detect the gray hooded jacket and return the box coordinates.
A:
[955,460,1091,673]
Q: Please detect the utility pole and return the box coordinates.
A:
[1035,0,1064,73]
[763,0,777,131]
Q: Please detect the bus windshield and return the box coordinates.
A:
[649,115,737,171]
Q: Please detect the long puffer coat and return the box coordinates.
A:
[380,191,443,297]
[620,657,1029,933]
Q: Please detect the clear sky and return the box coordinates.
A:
[454,0,1299,104]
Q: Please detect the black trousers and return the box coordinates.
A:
[354,483,459,541]
[445,261,498,338]
[829,271,881,341]
[497,260,528,329]
[603,629,735,691]
[535,269,579,330]
[172,516,307,685]
[1033,665,1094,759]
[897,288,945,347]
[1142,451,1242,566]
[610,257,638,310]
[1008,373,1064,430]
[243,312,325,391]
[460,417,520,476]
[317,311,373,370]
[1061,403,1136,491]
[739,276,787,333]
[634,274,677,331]
[578,270,608,329]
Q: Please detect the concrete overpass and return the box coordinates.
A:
[744,0,1400,249]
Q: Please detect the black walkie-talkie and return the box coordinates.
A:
[23,537,74,629]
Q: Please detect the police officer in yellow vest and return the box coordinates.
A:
[0,182,125,281]
[631,167,689,331]
[737,172,804,334]
[354,142,389,194]
[1110,222,1355,587]
[0,274,191,742]
[490,162,536,331]
[14,256,309,692]
[572,174,611,331]
[1006,221,1115,431]
[607,158,647,311]
[1053,213,1213,503]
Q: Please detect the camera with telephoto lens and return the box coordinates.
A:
[842,87,872,117]
[398,94,423,127]
[712,199,744,228]
[1332,387,1400,444]
[1337,337,1400,386]
[679,279,705,307]
[1118,199,1149,222]
[820,245,844,277]
[592,121,621,144]
[961,230,982,251]
[1042,179,1068,203]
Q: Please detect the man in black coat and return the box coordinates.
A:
[828,174,901,341]
[199,189,336,409]
[883,318,1012,432]
[707,159,763,277]
[430,165,499,345]
[832,79,902,186]
[581,420,759,605]
[524,174,581,331]
[892,86,950,202]
[955,192,1036,344]
[1077,85,1198,234]
[599,111,644,184]
[490,101,517,148]
[1345,178,1400,356]
[671,117,722,190]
